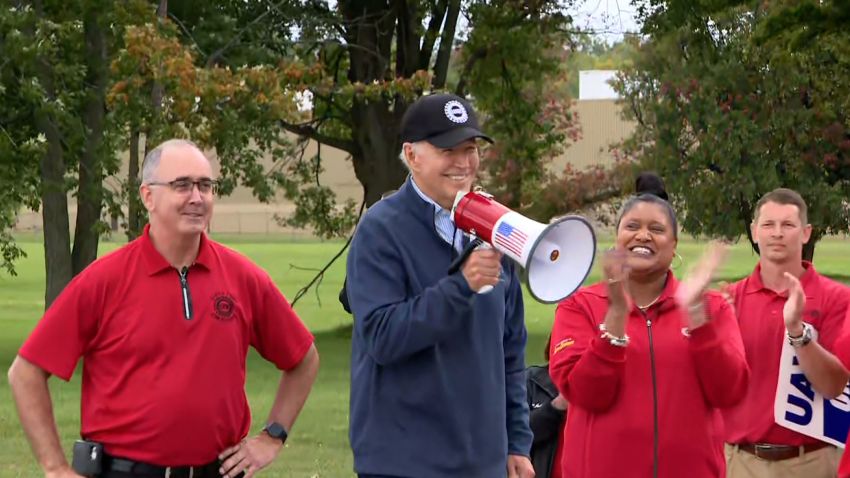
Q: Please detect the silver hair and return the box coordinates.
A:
[398,141,423,171]
[141,138,203,183]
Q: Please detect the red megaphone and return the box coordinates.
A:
[451,190,596,303]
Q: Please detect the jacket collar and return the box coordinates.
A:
[397,176,448,230]
[590,270,680,314]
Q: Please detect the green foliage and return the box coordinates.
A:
[616,0,850,251]
[108,19,374,239]
[753,0,850,50]
[463,0,579,218]
[3,0,589,277]
[0,1,147,275]
[161,0,584,220]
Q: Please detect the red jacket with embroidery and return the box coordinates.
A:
[549,273,750,478]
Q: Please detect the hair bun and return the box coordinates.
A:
[635,172,669,201]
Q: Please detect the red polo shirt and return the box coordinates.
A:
[19,225,314,466]
[835,313,850,477]
[723,262,849,445]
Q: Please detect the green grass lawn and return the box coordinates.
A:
[1,235,849,477]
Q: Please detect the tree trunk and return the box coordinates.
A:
[349,100,409,206]
[30,0,72,308]
[72,7,107,276]
[127,0,166,239]
[126,128,144,240]
[433,0,460,88]
[340,2,409,205]
[39,123,72,308]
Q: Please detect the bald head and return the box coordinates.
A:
[142,139,207,184]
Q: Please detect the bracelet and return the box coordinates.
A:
[683,297,711,338]
[686,297,711,320]
[599,323,629,347]
[787,322,813,348]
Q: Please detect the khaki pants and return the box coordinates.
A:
[725,443,842,478]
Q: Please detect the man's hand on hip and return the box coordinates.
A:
[507,454,535,478]
[45,465,84,478]
[219,434,282,478]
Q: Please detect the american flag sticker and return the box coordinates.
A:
[493,221,528,257]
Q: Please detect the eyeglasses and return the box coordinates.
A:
[146,178,218,195]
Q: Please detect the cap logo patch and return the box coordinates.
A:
[444,100,468,124]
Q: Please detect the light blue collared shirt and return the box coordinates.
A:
[410,178,464,252]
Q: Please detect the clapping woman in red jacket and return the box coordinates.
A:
[549,173,750,478]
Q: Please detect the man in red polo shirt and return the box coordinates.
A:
[724,188,849,478]
[7,139,319,478]
[835,316,850,478]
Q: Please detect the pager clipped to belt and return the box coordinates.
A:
[71,439,103,477]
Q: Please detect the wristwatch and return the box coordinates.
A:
[787,322,814,348]
[263,422,288,445]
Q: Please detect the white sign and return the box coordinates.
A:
[774,324,850,447]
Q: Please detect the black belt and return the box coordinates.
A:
[735,441,833,461]
[104,454,233,478]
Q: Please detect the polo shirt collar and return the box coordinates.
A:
[140,223,213,276]
[744,261,817,298]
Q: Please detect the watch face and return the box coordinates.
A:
[265,422,287,440]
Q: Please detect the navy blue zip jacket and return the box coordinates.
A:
[346,178,532,477]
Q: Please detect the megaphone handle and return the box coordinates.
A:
[447,237,484,275]
[446,237,494,294]
[474,242,494,295]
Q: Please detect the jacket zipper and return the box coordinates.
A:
[178,266,193,320]
[645,315,659,478]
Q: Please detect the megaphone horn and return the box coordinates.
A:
[451,190,596,303]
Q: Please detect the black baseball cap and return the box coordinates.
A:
[400,93,493,148]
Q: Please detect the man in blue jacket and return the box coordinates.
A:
[345,93,534,478]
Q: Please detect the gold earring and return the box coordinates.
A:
[672,252,683,270]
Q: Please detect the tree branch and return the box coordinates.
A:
[279,119,357,154]
[0,125,17,147]
[167,12,207,57]
[205,0,291,67]
[455,46,487,96]
[306,90,352,124]
[338,40,387,63]
[433,0,460,89]
[290,197,367,307]
[395,0,422,77]
[419,0,448,71]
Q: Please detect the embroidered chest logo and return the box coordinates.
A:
[804,309,821,320]
[212,293,236,321]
